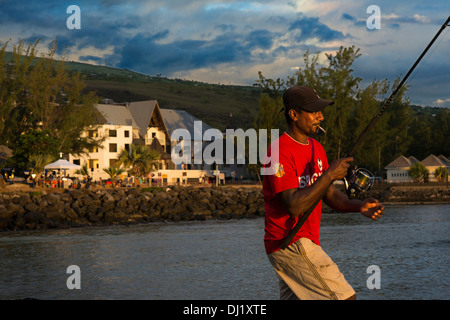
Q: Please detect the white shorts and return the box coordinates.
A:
[267,238,355,300]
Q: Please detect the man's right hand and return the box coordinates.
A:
[327,157,354,181]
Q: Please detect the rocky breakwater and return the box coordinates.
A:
[363,184,450,203]
[0,186,266,231]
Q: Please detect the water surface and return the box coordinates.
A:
[0,204,448,300]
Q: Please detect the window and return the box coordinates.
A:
[152,132,156,138]
[89,159,99,169]
[109,130,117,137]
[88,130,98,138]
[109,143,117,152]
[124,130,129,138]
[73,159,80,165]
[88,146,99,153]
[110,159,118,167]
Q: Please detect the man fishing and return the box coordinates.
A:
[263,86,385,300]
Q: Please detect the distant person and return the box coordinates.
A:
[263,86,385,300]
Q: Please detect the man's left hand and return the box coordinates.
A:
[360,198,385,221]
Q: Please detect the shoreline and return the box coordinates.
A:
[0,183,448,232]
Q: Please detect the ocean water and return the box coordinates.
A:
[0,204,448,300]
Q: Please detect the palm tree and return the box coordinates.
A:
[409,162,429,183]
[116,144,160,186]
[29,154,56,187]
[434,166,448,183]
[75,163,90,180]
[103,166,125,187]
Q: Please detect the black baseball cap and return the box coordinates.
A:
[283,86,334,112]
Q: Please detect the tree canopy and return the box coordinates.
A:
[0,39,102,173]
[254,46,449,176]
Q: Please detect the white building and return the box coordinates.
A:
[385,154,450,183]
[67,100,222,184]
[421,154,450,182]
[384,155,419,183]
[68,103,139,180]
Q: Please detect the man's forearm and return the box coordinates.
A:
[324,185,363,213]
[283,172,334,218]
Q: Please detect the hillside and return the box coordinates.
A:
[63,60,261,131]
[4,54,447,132]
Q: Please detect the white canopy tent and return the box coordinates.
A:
[45,159,81,170]
[44,159,81,188]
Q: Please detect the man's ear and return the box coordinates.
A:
[288,109,298,122]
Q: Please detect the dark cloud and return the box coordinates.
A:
[79,55,104,63]
[109,30,266,75]
[0,0,345,76]
[340,13,367,28]
[215,24,237,32]
[245,30,274,50]
[342,13,356,22]
[0,1,65,28]
[289,15,346,42]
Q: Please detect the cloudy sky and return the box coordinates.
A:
[1,0,449,107]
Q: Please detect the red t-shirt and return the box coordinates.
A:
[263,133,329,254]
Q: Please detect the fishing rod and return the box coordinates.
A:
[281,15,450,250]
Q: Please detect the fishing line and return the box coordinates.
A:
[406,25,450,88]
[375,23,449,117]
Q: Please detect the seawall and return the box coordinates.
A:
[0,183,448,232]
[0,186,266,231]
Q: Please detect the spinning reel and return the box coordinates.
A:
[343,167,375,199]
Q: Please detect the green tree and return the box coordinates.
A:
[116,144,160,184]
[407,115,433,160]
[320,46,362,159]
[286,50,326,91]
[382,78,412,164]
[0,40,39,146]
[29,153,56,186]
[351,80,390,174]
[409,162,429,182]
[8,129,59,172]
[434,166,448,183]
[254,46,421,177]
[429,109,450,156]
[0,39,102,161]
[75,163,90,180]
[25,41,101,155]
[245,93,284,184]
[103,166,125,187]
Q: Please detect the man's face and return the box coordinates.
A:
[289,109,324,136]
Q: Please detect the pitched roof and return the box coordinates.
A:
[421,154,446,167]
[438,155,450,167]
[408,156,419,164]
[128,100,164,138]
[95,104,140,129]
[385,155,415,169]
[95,101,213,142]
[160,109,214,141]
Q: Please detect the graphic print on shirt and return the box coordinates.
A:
[273,162,285,178]
[298,158,324,189]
